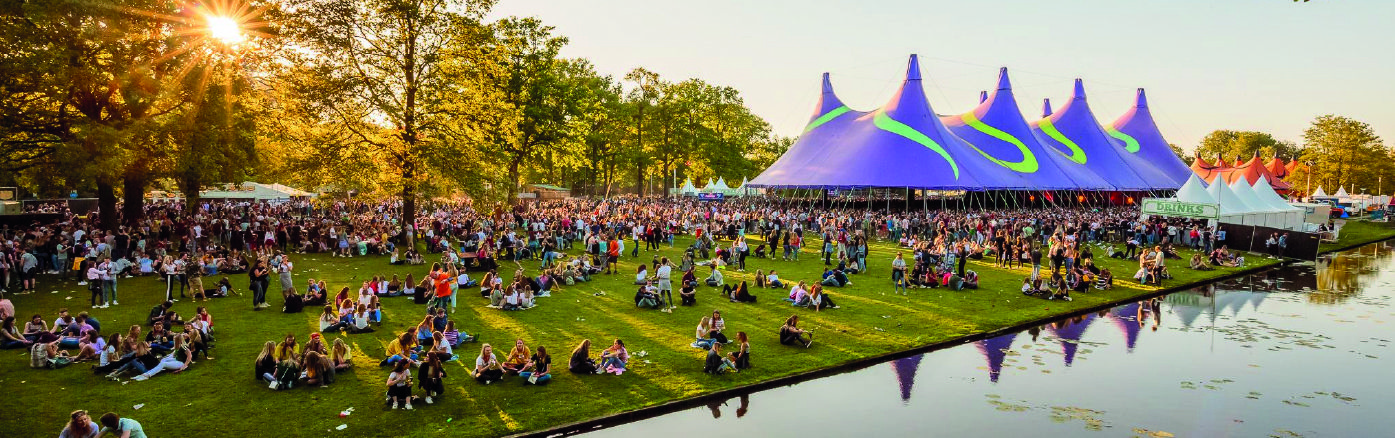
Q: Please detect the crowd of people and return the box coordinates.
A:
[0,193,1269,431]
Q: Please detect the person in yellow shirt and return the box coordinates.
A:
[502,339,530,375]
[380,331,419,366]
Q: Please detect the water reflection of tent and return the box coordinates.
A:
[891,355,923,402]
[975,333,1017,382]
[1047,314,1096,365]
[1109,303,1143,351]
[1164,291,1214,328]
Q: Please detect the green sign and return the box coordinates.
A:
[1141,198,1219,220]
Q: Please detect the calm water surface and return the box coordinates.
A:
[587,242,1395,437]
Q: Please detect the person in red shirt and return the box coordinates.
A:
[607,237,620,274]
[432,267,455,312]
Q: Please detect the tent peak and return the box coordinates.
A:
[906,54,922,82]
[1135,88,1148,108]
[997,67,1012,91]
[979,91,988,104]
[1042,98,1053,117]
[1072,78,1086,100]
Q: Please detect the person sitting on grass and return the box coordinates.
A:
[569,339,599,374]
[520,346,552,385]
[442,320,475,348]
[1190,253,1214,271]
[679,280,698,306]
[59,409,99,438]
[30,339,72,369]
[131,333,191,381]
[704,341,739,374]
[326,338,351,371]
[1095,268,1114,290]
[633,263,649,285]
[381,332,419,366]
[96,412,145,438]
[730,332,751,370]
[693,316,717,350]
[1,316,34,349]
[787,281,812,306]
[723,281,757,303]
[487,283,505,308]
[502,339,531,375]
[809,285,839,311]
[779,315,813,348]
[708,310,729,343]
[255,341,278,383]
[301,350,335,387]
[319,306,352,333]
[185,328,212,361]
[146,301,182,327]
[418,353,447,404]
[754,269,767,288]
[705,264,724,288]
[145,322,174,355]
[473,343,505,384]
[635,281,662,309]
[599,339,629,375]
[820,267,850,287]
[1048,276,1073,302]
[386,360,415,410]
[766,270,785,289]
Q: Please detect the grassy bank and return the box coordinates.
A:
[0,236,1276,437]
[1320,220,1395,254]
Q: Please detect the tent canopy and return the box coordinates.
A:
[942,68,1113,190]
[1031,79,1175,190]
[1175,173,1217,205]
[1107,88,1191,188]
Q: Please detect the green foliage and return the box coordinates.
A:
[1194,130,1300,163]
[1295,115,1391,195]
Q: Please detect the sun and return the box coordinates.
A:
[206,15,245,44]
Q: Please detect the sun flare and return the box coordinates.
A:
[206,15,244,44]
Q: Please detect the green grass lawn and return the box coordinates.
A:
[0,235,1275,437]
[1320,220,1395,253]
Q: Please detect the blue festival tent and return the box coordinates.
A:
[1107,89,1192,187]
[943,68,1115,190]
[1031,80,1177,191]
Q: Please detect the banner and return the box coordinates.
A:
[1141,198,1219,220]
[697,193,724,201]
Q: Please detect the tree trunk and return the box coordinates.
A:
[122,176,146,227]
[508,155,523,201]
[401,162,416,249]
[97,181,117,232]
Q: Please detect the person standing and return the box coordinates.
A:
[250,259,270,309]
[891,252,908,295]
[100,256,118,306]
[278,255,294,296]
[655,257,673,312]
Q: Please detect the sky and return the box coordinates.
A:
[489,0,1394,153]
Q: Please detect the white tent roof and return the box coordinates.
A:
[713,177,730,190]
[680,178,697,193]
[1334,186,1350,197]
[200,181,316,201]
[737,177,748,189]
[1175,173,1216,204]
[1253,177,1298,211]
[1207,178,1250,214]
[1312,186,1328,197]
[1229,178,1274,212]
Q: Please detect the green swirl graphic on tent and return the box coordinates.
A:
[873,112,959,179]
[1037,118,1088,164]
[1105,128,1140,153]
[803,105,851,133]
[960,112,1039,173]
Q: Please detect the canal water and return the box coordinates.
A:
[587,242,1395,437]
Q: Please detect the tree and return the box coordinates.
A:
[1168,143,1188,164]
[1,0,199,229]
[1296,115,1390,195]
[624,68,662,195]
[1194,130,1300,163]
[280,0,498,238]
[476,17,572,200]
[171,76,258,210]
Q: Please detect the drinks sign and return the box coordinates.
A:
[697,193,724,201]
[1141,198,1219,220]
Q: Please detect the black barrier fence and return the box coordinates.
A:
[1217,223,1321,261]
[17,198,99,216]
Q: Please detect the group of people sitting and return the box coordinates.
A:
[255,332,351,390]
[783,281,839,311]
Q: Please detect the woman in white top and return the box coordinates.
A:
[693,316,716,349]
[634,264,648,285]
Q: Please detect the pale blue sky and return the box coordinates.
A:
[490,0,1393,152]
